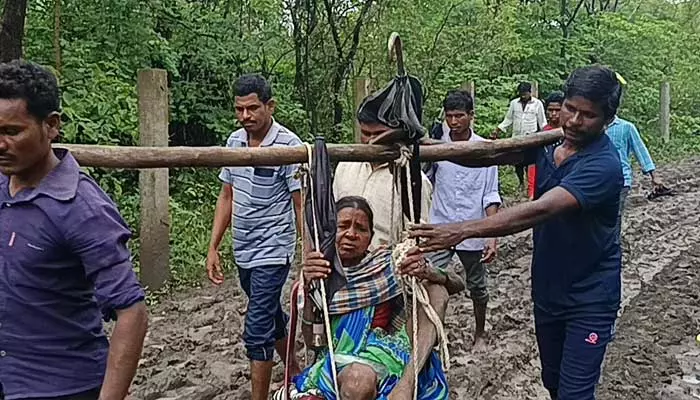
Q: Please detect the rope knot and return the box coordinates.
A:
[392,144,413,168]
[390,236,451,372]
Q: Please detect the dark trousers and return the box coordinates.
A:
[515,163,527,187]
[16,388,100,400]
[238,263,290,361]
[615,186,631,238]
[535,308,616,400]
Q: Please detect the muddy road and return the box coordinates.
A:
[130,159,700,400]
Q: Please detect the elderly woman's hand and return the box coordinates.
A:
[397,247,430,280]
[303,251,332,282]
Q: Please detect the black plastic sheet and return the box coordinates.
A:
[358,74,425,142]
[358,74,426,226]
[304,136,346,306]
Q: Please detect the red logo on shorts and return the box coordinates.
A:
[585,332,599,345]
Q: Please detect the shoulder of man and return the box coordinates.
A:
[224,128,246,147]
[273,122,302,146]
[575,136,623,178]
[37,173,130,239]
[470,132,488,142]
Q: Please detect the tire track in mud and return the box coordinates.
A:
[129,159,699,400]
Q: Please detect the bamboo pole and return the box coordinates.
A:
[54,129,562,169]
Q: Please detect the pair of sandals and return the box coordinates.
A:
[647,184,675,201]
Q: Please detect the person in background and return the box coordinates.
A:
[205,74,302,400]
[426,90,500,350]
[411,65,625,400]
[491,82,547,194]
[605,115,663,234]
[0,60,148,399]
[333,93,433,251]
[528,91,564,199]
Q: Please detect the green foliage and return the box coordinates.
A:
[15,0,700,291]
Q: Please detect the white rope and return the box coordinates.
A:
[389,145,451,400]
[302,143,341,397]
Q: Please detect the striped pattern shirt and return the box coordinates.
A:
[605,116,656,187]
[218,121,302,269]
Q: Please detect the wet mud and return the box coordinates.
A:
[130,159,700,400]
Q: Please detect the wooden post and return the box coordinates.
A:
[137,69,170,290]
[354,78,372,143]
[660,82,670,143]
[531,81,539,98]
[461,81,475,99]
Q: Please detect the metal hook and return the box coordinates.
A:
[388,32,405,77]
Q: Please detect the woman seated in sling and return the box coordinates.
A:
[289,196,463,400]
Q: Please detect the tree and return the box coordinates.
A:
[0,0,28,62]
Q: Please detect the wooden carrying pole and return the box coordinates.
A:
[55,129,562,169]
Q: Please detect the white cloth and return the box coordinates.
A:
[427,131,501,251]
[333,162,433,251]
[497,97,547,137]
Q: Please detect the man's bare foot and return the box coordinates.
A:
[472,336,487,352]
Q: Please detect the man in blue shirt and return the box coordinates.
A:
[410,65,624,400]
[605,116,662,232]
[205,74,302,400]
[0,61,148,399]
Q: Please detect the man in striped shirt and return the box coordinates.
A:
[605,116,662,233]
[206,74,302,400]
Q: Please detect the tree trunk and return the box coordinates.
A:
[560,0,569,60]
[0,0,29,62]
[54,0,62,73]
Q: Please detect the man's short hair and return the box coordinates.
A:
[442,90,474,113]
[0,60,60,120]
[563,65,622,120]
[518,82,532,94]
[544,91,565,108]
[233,74,272,103]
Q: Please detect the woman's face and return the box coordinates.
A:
[336,207,372,265]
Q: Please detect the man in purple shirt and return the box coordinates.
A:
[0,61,148,400]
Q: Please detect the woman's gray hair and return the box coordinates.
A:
[335,196,375,237]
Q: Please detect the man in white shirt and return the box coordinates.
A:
[333,102,433,251]
[491,82,547,191]
[429,90,501,350]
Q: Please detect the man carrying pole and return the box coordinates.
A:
[411,65,625,400]
[205,74,302,400]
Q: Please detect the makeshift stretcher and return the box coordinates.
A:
[279,32,449,400]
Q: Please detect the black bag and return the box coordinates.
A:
[357,74,425,226]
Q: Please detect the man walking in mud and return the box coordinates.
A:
[605,114,664,235]
[491,82,547,194]
[0,61,148,399]
[411,65,624,400]
[206,74,302,400]
[427,89,500,350]
[332,83,464,292]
